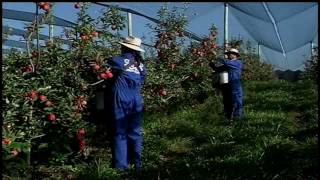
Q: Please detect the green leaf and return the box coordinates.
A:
[12,102,20,108]
[38,143,48,149]
[44,107,54,112]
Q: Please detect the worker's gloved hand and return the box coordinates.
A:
[209,60,224,69]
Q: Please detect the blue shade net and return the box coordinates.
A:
[2,2,318,70]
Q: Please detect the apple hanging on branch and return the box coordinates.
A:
[48,113,56,121]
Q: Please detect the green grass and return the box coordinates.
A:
[30,80,318,179]
[137,80,318,179]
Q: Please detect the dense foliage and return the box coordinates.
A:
[143,5,220,113]
[300,47,318,82]
[2,2,126,177]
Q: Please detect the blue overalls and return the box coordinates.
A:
[105,53,146,169]
[218,59,244,119]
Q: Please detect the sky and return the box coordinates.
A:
[2,2,318,70]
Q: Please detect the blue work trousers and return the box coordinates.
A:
[112,112,143,169]
[220,81,243,119]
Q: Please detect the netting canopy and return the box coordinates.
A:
[2,2,318,70]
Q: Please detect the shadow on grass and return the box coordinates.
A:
[259,142,318,179]
[291,127,318,141]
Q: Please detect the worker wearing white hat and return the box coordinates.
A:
[104,36,146,169]
[209,48,244,120]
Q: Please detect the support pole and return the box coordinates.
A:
[127,12,132,36]
[49,24,54,41]
[224,2,229,52]
[36,3,40,62]
[258,43,261,61]
[310,41,314,56]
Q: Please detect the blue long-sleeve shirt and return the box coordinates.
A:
[219,59,243,82]
[105,53,147,120]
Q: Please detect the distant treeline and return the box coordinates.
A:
[274,70,303,82]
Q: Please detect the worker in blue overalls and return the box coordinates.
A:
[104,36,147,169]
[209,48,244,120]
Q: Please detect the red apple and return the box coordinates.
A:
[11,149,19,156]
[80,35,89,41]
[159,89,167,96]
[48,114,56,121]
[2,139,12,145]
[74,3,81,9]
[106,71,113,78]
[26,66,33,72]
[27,90,38,100]
[22,66,33,72]
[42,3,50,11]
[39,95,47,101]
[77,128,86,137]
[79,140,86,146]
[91,31,99,37]
[100,73,108,79]
[211,44,218,49]
[79,140,86,150]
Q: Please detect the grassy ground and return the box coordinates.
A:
[27,80,318,179]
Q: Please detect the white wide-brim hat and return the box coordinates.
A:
[225,48,240,56]
[119,36,145,52]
